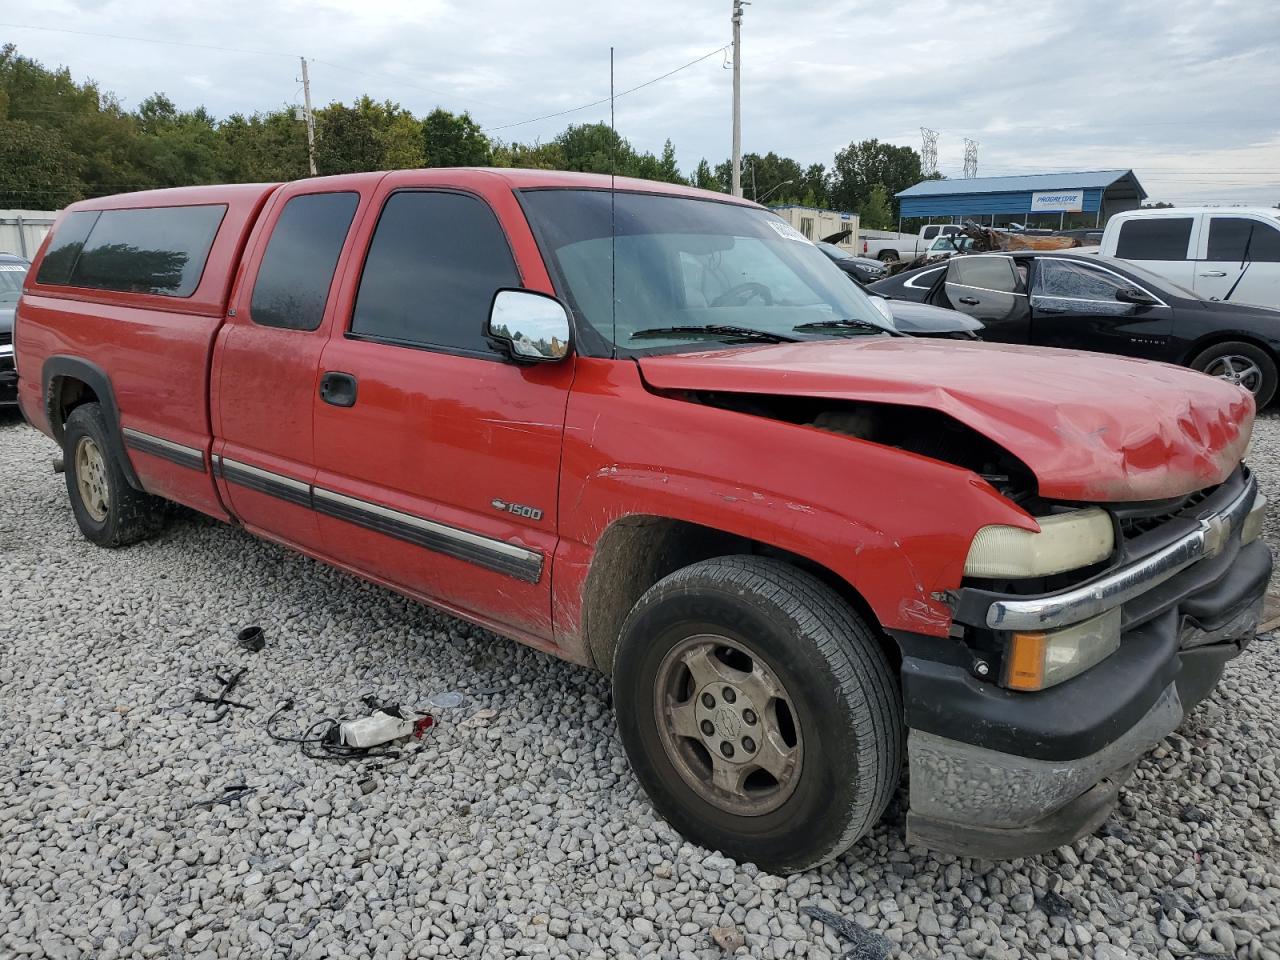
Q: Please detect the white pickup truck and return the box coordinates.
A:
[860,224,962,263]
[1100,207,1280,310]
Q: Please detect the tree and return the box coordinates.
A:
[693,158,719,191]
[421,108,490,167]
[857,184,894,230]
[314,96,423,175]
[829,139,924,216]
[656,139,684,184]
[217,109,309,182]
[490,139,566,170]
[0,119,82,207]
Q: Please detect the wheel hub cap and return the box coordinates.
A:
[653,635,803,817]
[75,436,110,523]
[1206,355,1263,395]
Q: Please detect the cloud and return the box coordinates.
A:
[9,0,1279,204]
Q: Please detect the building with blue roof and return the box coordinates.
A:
[896,170,1147,228]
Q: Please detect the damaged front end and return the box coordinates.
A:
[901,465,1269,857]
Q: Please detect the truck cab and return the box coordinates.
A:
[14,170,1269,874]
[1101,207,1280,309]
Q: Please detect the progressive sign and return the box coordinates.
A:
[1030,189,1085,213]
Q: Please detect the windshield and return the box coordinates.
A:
[519,190,892,356]
[0,262,27,304]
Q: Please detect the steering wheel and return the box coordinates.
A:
[711,281,774,308]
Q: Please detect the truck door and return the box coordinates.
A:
[940,254,1031,342]
[1027,257,1174,361]
[1193,214,1280,309]
[1111,214,1198,289]
[211,184,366,552]
[310,176,572,640]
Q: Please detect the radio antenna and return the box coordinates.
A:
[610,45,617,359]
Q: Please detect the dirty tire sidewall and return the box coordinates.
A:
[1191,340,1278,409]
[613,556,902,875]
[63,403,166,548]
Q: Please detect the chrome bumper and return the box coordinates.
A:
[986,476,1263,631]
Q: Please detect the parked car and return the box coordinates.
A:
[16,172,1268,872]
[861,224,961,263]
[815,241,887,285]
[880,298,981,338]
[1100,207,1280,310]
[1054,228,1104,245]
[0,252,28,406]
[870,249,1280,406]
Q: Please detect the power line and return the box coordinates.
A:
[0,21,295,60]
[485,44,729,133]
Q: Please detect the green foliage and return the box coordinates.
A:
[0,42,933,228]
[857,184,894,230]
[422,108,491,167]
[829,139,924,217]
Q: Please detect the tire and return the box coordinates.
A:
[612,556,903,874]
[1190,341,1278,409]
[63,403,168,547]
[877,249,899,263]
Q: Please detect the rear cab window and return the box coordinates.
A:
[38,206,226,297]
[1114,218,1194,261]
[1205,217,1280,264]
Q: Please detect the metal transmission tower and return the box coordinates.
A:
[963,138,979,179]
[920,127,938,177]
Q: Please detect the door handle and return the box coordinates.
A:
[958,296,980,306]
[1199,271,1228,278]
[319,371,358,407]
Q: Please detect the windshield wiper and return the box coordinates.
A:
[792,318,896,335]
[629,324,799,343]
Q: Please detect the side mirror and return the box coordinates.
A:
[1116,287,1158,306]
[869,295,895,324]
[486,289,572,363]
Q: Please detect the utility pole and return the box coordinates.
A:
[731,0,745,197]
[300,56,317,176]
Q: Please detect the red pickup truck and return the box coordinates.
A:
[13,169,1270,873]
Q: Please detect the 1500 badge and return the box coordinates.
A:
[491,498,544,521]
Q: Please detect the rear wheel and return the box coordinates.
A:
[1191,341,1277,408]
[612,556,902,874]
[63,403,168,547]
[877,249,899,263]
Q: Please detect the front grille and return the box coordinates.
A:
[1116,487,1215,540]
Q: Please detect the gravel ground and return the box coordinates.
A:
[1,406,1279,960]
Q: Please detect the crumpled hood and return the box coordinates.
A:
[638,338,1254,502]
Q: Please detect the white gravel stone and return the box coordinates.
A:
[3,407,1280,960]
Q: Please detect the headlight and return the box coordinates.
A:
[1004,608,1121,691]
[964,508,1114,578]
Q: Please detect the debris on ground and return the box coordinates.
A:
[192,784,256,810]
[194,667,252,722]
[800,904,892,960]
[710,925,745,950]
[236,625,266,652]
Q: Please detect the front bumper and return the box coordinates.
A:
[899,467,1270,858]
[0,345,14,405]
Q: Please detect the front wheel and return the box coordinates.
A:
[63,403,168,547]
[612,556,903,874]
[1190,341,1278,408]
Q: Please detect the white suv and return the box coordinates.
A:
[1100,207,1280,310]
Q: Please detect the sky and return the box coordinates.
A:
[5,0,1279,206]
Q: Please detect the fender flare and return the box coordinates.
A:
[42,355,143,490]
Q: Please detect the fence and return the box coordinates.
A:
[0,210,58,260]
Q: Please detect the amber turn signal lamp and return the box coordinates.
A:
[1005,632,1047,691]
